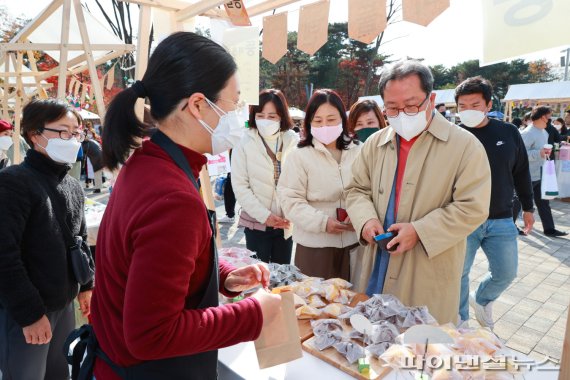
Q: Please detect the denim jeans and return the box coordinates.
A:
[459,218,518,321]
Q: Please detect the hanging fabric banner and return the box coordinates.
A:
[106,65,115,90]
[402,0,449,27]
[88,84,94,101]
[481,0,570,65]
[348,0,386,44]
[80,83,87,105]
[262,12,288,64]
[68,78,76,94]
[297,0,330,56]
[74,80,81,97]
[223,26,260,105]
[224,0,252,26]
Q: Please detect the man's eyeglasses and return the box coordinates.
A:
[384,95,430,117]
[42,127,86,142]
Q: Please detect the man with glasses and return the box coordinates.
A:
[345,60,491,325]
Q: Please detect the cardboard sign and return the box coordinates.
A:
[262,12,288,64]
[481,0,570,65]
[348,0,386,44]
[206,151,231,176]
[223,26,260,105]
[254,291,302,369]
[297,0,330,55]
[402,0,449,27]
[224,0,252,26]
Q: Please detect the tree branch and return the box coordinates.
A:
[93,0,120,37]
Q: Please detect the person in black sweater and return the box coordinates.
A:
[0,99,94,380]
[455,77,534,330]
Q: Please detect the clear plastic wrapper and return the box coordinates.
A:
[368,321,400,345]
[311,319,343,336]
[365,342,391,358]
[379,344,415,369]
[307,294,327,308]
[333,341,366,364]
[314,331,344,351]
[268,263,308,288]
[291,278,322,298]
[321,303,351,318]
[295,305,322,319]
[401,306,438,328]
[219,247,259,268]
[321,284,341,302]
[322,278,352,289]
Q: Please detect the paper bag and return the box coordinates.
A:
[541,159,559,200]
[254,291,302,369]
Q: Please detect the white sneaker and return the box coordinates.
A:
[469,291,494,329]
[218,216,235,224]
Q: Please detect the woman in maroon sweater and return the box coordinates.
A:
[86,32,281,379]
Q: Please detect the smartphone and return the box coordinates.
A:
[374,231,398,251]
[336,207,349,223]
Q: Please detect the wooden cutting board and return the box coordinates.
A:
[302,336,392,380]
[297,293,370,342]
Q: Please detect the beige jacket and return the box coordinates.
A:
[345,112,491,324]
[232,129,298,238]
[278,139,361,248]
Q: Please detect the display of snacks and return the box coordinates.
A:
[268,263,307,288]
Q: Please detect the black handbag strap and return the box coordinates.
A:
[151,130,200,191]
[22,162,76,247]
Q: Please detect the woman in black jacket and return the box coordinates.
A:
[0,99,94,380]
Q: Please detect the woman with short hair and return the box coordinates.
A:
[0,99,92,380]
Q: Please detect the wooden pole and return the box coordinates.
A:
[13,52,23,164]
[27,49,48,99]
[560,307,570,379]
[73,0,106,120]
[2,53,9,120]
[57,0,72,99]
[134,5,151,121]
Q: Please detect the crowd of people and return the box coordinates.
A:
[0,31,568,379]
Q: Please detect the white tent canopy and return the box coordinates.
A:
[503,81,570,103]
[433,89,456,107]
[27,0,128,66]
[78,108,100,120]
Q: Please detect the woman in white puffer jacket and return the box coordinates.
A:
[231,89,299,264]
[278,89,361,281]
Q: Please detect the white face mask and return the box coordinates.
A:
[40,135,81,164]
[256,119,280,137]
[387,100,432,141]
[311,123,343,145]
[458,110,486,128]
[198,98,244,155]
[0,136,13,151]
[554,124,562,131]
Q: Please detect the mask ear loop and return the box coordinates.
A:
[205,98,227,117]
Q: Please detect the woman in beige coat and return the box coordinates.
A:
[278,89,361,281]
[232,89,298,264]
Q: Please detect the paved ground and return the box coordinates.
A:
[86,186,570,363]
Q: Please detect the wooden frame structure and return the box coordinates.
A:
[0,0,135,163]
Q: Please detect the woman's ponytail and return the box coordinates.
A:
[102,86,150,170]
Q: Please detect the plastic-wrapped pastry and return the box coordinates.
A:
[291,278,322,298]
[401,306,437,328]
[365,342,391,358]
[314,332,344,351]
[379,344,415,368]
[293,293,307,308]
[268,263,308,288]
[311,319,343,336]
[307,294,327,308]
[322,284,341,302]
[295,305,322,319]
[321,303,351,317]
[335,289,356,305]
[431,368,463,380]
[322,278,352,289]
[368,321,400,345]
[333,341,366,364]
[338,304,367,320]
